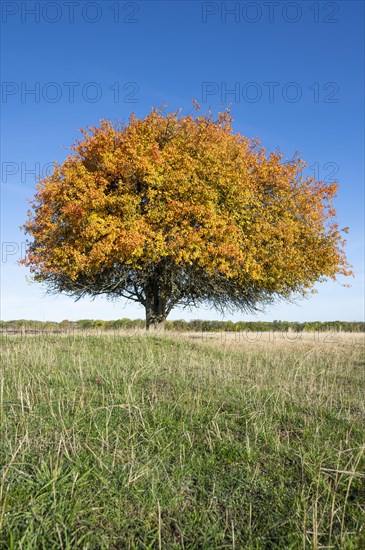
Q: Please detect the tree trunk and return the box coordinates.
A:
[146,316,166,332]
[144,283,167,332]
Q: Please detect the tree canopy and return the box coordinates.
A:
[21,104,352,329]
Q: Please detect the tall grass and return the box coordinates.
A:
[1,333,364,548]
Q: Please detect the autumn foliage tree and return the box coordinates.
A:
[21,104,352,330]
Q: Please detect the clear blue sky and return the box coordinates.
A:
[1,0,364,322]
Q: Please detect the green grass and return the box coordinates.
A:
[1,334,364,549]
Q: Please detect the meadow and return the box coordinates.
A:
[1,332,364,549]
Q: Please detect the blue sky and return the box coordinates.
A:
[1,0,364,322]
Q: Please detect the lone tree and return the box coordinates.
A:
[21,104,352,330]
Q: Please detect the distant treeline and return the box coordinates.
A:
[0,319,364,332]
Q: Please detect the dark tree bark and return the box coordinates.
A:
[144,279,168,332]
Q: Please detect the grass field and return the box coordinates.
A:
[1,332,364,549]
